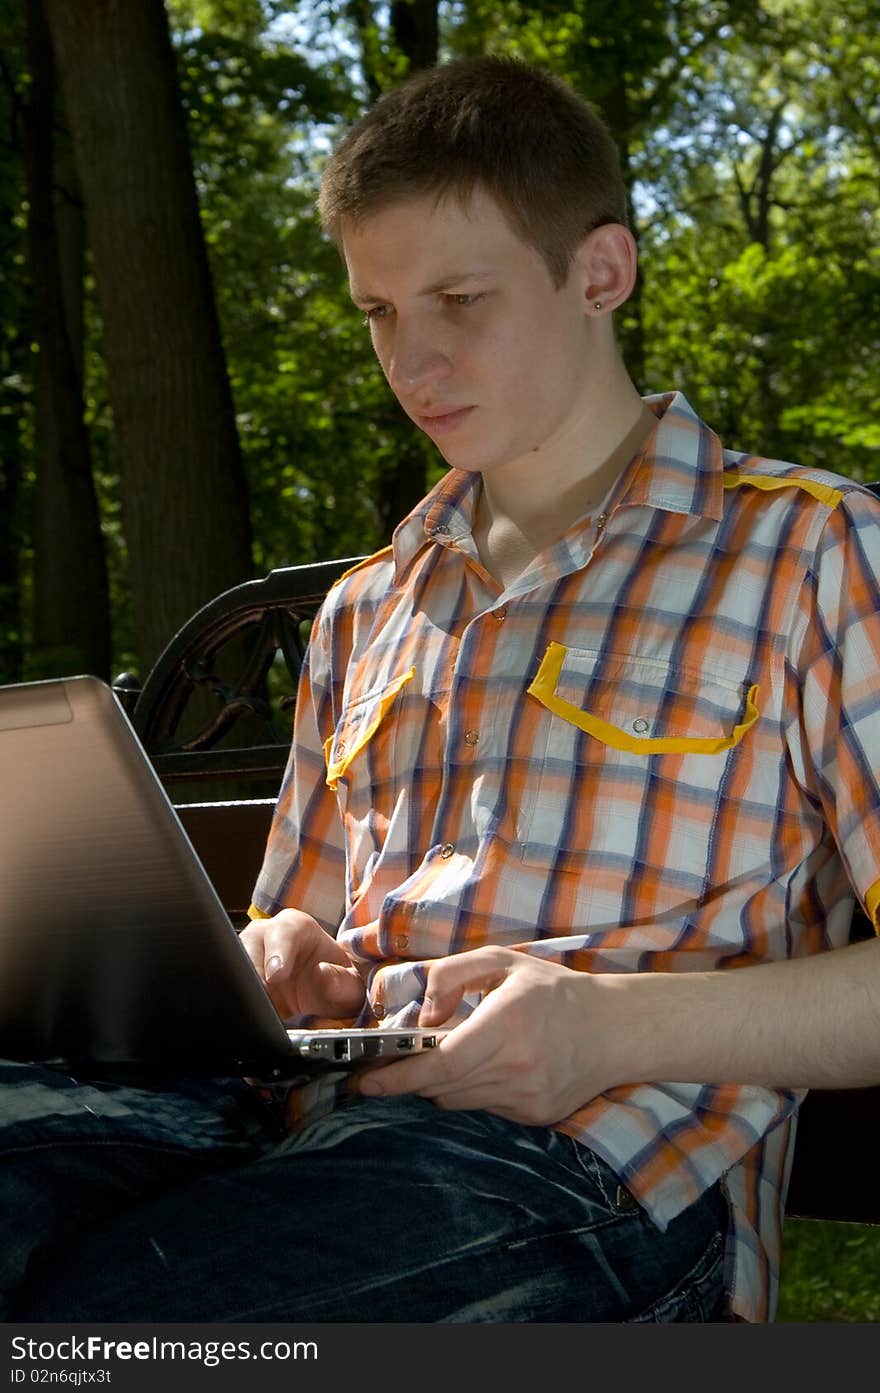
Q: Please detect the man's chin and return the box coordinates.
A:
[435,450,485,474]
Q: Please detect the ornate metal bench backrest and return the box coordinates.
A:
[113,557,364,796]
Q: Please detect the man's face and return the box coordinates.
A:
[342,186,598,476]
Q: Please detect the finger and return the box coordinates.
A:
[239,913,365,1018]
[359,1009,503,1098]
[257,911,346,983]
[313,959,366,1015]
[237,917,301,984]
[358,1050,448,1098]
[419,947,517,1025]
[259,917,317,983]
[270,958,364,1021]
[238,924,267,979]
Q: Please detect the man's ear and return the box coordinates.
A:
[572,223,638,316]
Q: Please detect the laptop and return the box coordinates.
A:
[0,675,447,1080]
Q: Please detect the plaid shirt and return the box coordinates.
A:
[252,390,880,1322]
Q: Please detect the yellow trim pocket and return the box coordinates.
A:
[527,642,760,755]
[247,903,270,921]
[722,473,842,508]
[325,667,416,790]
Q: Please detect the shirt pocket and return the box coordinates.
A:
[520,642,760,873]
[324,667,415,797]
[528,642,759,755]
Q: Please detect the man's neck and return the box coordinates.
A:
[473,378,656,589]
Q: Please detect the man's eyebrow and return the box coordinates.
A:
[349,270,492,306]
[420,269,493,295]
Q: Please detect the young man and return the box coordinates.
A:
[5,56,880,1326]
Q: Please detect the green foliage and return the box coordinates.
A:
[639,0,880,475]
[5,0,879,652]
[778,1219,880,1323]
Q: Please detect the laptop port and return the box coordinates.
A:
[361,1036,383,1057]
[422,1036,436,1049]
[396,1036,414,1051]
[333,1039,351,1061]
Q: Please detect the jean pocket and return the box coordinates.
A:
[630,1230,726,1322]
[561,1137,645,1220]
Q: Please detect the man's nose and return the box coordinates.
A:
[386,321,452,396]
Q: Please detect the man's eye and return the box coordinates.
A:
[363,305,391,325]
[444,293,482,307]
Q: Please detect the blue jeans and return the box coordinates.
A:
[1,1061,727,1322]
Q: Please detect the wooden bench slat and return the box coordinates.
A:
[176,799,275,926]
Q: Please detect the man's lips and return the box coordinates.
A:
[414,405,475,436]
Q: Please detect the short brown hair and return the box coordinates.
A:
[318,56,628,287]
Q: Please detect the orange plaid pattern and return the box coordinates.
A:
[252,391,880,1320]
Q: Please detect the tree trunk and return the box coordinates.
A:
[390,0,439,72]
[44,0,253,671]
[23,0,111,680]
[347,1,382,101]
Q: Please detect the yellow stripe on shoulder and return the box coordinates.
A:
[723,473,843,508]
[864,879,880,935]
[247,903,271,921]
[330,545,394,589]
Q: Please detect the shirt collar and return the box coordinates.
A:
[391,469,481,580]
[390,390,725,582]
[615,391,725,522]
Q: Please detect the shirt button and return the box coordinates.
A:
[464,730,479,746]
[632,718,650,734]
[394,934,409,952]
[494,607,507,622]
[439,842,455,859]
[596,512,608,532]
[373,1002,386,1020]
[433,523,451,536]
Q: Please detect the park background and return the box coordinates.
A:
[1,0,878,1320]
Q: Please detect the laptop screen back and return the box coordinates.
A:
[0,676,294,1073]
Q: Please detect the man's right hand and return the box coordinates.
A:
[239,909,365,1020]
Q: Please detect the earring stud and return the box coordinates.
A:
[594,300,603,310]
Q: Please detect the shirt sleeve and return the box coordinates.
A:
[787,486,880,930]
[249,606,347,935]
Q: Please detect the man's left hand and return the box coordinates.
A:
[358,947,624,1125]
